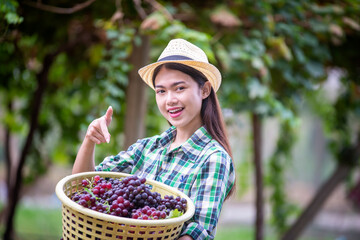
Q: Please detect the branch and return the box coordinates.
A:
[144,0,173,21]
[355,131,360,155]
[23,0,97,14]
[133,0,147,20]
[281,164,351,240]
[281,132,360,240]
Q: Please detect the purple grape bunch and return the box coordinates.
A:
[71,175,187,220]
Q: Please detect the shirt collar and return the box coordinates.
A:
[158,126,213,157]
[158,125,177,148]
[180,126,213,158]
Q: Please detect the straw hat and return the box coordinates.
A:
[138,39,222,92]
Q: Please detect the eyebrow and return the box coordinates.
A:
[155,81,186,89]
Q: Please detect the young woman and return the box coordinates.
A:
[73,39,235,240]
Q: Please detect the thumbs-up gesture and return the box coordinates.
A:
[86,106,113,144]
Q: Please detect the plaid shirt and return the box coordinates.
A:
[95,126,235,240]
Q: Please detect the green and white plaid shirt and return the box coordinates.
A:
[95,126,235,240]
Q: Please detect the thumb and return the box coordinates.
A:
[105,106,113,126]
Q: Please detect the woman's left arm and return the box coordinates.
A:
[180,151,235,240]
[178,235,193,240]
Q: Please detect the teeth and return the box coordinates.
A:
[169,108,182,113]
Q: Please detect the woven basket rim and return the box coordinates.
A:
[55,171,195,226]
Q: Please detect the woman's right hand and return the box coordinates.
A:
[73,106,113,174]
[85,106,113,144]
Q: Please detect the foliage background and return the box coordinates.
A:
[1,0,360,239]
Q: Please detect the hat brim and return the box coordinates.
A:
[138,60,222,92]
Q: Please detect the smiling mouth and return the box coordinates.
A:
[168,107,184,118]
[168,108,184,114]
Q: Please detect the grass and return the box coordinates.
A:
[14,206,63,239]
[216,225,262,240]
[215,225,334,240]
[0,204,341,240]
[0,204,63,240]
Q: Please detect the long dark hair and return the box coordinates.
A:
[152,62,235,199]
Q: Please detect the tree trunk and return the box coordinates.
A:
[252,113,264,240]
[5,102,13,198]
[124,35,150,149]
[2,44,72,239]
[281,163,351,240]
[0,103,13,224]
[2,25,100,239]
[2,54,52,240]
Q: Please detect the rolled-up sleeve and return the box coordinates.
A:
[95,139,148,173]
[180,151,235,240]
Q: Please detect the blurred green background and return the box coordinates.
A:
[1,0,360,239]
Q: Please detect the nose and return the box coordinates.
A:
[166,91,178,106]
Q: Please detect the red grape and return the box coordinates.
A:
[70,175,187,220]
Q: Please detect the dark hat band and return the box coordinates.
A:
[158,55,193,62]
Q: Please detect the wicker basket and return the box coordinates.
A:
[55,172,195,240]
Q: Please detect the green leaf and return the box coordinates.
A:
[88,44,105,66]
[162,21,184,37]
[305,61,325,78]
[229,44,250,60]
[2,111,25,132]
[299,33,319,47]
[106,30,119,40]
[266,37,292,61]
[310,4,344,15]
[215,43,231,71]
[293,46,306,63]
[247,80,268,99]
[251,57,264,70]
[167,209,183,219]
[263,53,274,67]
[309,19,329,34]
[5,12,23,24]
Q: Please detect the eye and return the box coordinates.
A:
[176,86,185,91]
[156,89,165,94]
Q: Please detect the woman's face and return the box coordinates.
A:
[154,67,209,134]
